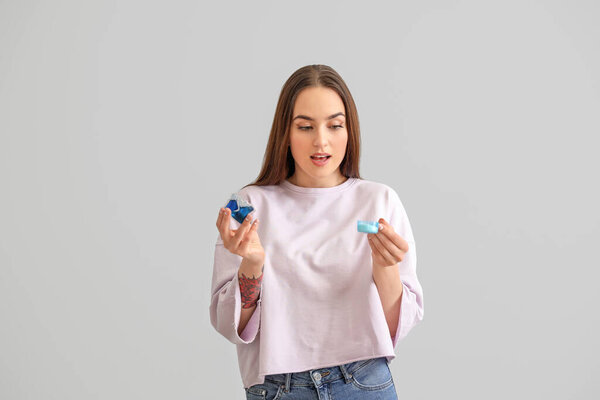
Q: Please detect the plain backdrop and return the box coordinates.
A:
[1,0,599,399]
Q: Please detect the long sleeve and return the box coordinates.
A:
[208,178,424,389]
[209,231,262,345]
[386,187,424,348]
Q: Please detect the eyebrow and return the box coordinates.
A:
[292,112,345,121]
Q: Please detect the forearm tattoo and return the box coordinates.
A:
[239,266,264,309]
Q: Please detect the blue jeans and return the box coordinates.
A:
[245,356,398,399]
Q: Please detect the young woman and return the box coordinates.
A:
[210,64,424,400]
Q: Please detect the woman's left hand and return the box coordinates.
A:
[367,218,410,268]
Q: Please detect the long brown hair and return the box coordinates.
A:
[244,64,362,188]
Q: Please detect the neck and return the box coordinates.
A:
[288,172,348,188]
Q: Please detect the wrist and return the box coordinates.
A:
[239,257,264,276]
[238,258,264,309]
[372,263,402,289]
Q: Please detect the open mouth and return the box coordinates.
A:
[310,155,331,160]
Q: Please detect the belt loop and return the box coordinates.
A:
[339,363,353,384]
[285,373,292,392]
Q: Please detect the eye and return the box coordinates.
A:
[297,125,343,131]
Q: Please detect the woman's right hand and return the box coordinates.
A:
[216,207,265,265]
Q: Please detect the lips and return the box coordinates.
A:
[310,155,331,167]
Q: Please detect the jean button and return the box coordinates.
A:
[313,372,321,380]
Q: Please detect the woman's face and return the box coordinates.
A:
[288,86,349,187]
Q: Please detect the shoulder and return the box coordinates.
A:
[352,178,401,204]
[358,179,414,241]
[233,183,280,209]
[236,183,277,197]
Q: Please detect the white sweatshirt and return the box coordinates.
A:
[209,177,424,389]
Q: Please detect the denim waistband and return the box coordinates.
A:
[264,357,386,391]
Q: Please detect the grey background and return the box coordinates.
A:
[1,0,598,399]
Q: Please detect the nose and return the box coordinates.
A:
[313,126,329,148]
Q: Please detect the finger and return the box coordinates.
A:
[369,233,397,266]
[216,207,225,229]
[231,213,254,250]
[239,218,259,255]
[220,207,232,243]
[373,230,405,262]
[367,234,387,266]
[378,218,410,252]
[233,214,256,250]
[370,235,396,266]
[216,208,225,240]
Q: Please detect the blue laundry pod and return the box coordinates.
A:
[357,220,380,234]
[225,193,254,224]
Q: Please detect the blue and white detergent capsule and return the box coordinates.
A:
[225,193,254,224]
[357,220,380,234]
